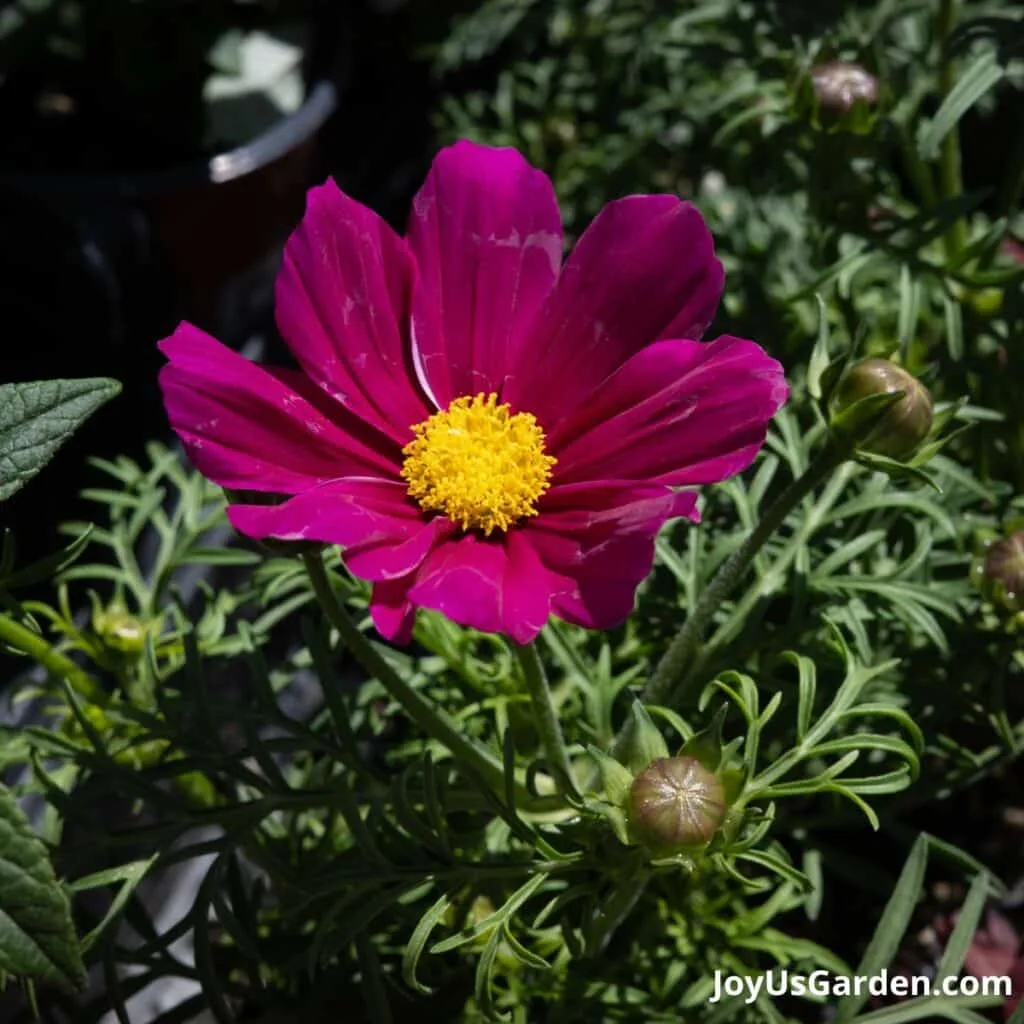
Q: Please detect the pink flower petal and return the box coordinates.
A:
[275,179,432,443]
[527,482,698,630]
[548,335,788,486]
[406,140,564,408]
[159,324,398,492]
[344,518,456,581]
[504,195,724,428]
[407,530,553,643]
[227,479,420,550]
[371,578,418,644]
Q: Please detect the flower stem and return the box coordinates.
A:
[610,439,849,762]
[512,639,579,799]
[936,0,968,261]
[678,461,856,696]
[302,552,526,802]
[0,613,107,706]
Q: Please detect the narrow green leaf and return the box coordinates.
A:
[807,295,833,401]
[0,528,93,590]
[0,378,121,501]
[917,50,1004,160]
[67,856,158,954]
[934,870,990,986]
[834,834,928,1023]
[897,264,921,363]
[402,892,450,996]
[735,849,811,890]
[0,784,85,988]
[942,289,965,362]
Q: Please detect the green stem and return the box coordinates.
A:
[677,462,856,697]
[0,614,107,706]
[302,553,536,805]
[936,0,968,260]
[649,441,847,706]
[896,120,938,209]
[512,640,579,799]
[610,440,848,763]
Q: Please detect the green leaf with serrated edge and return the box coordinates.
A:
[0,378,120,501]
[0,784,85,988]
[586,745,634,805]
[620,699,669,775]
[834,834,928,1023]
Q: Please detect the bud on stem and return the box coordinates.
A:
[628,756,727,851]
[829,358,934,460]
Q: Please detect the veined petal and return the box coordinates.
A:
[370,578,418,645]
[527,481,698,631]
[227,478,420,547]
[407,530,553,643]
[548,336,788,486]
[505,195,724,429]
[159,323,398,492]
[407,140,564,409]
[275,179,432,442]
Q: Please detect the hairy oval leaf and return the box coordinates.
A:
[0,784,85,989]
[0,378,121,502]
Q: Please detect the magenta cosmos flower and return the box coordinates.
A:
[159,141,788,644]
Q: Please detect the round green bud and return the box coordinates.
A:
[92,607,148,655]
[628,756,727,852]
[830,358,934,459]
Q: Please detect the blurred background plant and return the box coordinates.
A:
[0,0,329,166]
[432,0,1024,482]
[1,0,1024,1022]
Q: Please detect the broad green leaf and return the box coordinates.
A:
[0,784,85,988]
[0,378,121,501]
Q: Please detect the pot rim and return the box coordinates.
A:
[0,79,338,199]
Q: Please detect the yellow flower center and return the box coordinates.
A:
[401,393,556,536]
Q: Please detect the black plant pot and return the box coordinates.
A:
[0,77,338,359]
[0,68,339,572]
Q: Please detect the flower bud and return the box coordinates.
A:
[811,61,879,114]
[830,358,934,459]
[92,605,147,656]
[628,756,727,851]
[979,531,1024,613]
